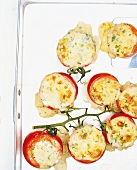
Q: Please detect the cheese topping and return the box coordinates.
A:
[98,22,114,52]
[118,87,137,117]
[39,73,76,109]
[72,22,93,36]
[35,93,60,118]
[54,127,70,170]
[54,158,67,170]
[85,82,120,112]
[120,81,137,92]
[89,77,120,105]
[108,23,137,58]
[99,22,137,58]
[57,22,97,68]
[32,140,62,169]
[68,125,106,162]
[106,116,137,150]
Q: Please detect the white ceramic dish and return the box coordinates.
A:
[15,1,137,170]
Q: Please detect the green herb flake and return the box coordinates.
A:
[77,61,81,65]
[32,146,35,150]
[115,45,119,48]
[124,124,128,127]
[48,155,51,160]
[82,155,86,158]
[112,35,116,42]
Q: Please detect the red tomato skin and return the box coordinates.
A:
[109,112,136,124]
[87,73,119,105]
[58,72,78,99]
[23,130,63,168]
[102,131,110,144]
[23,131,41,168]
[126,23,137,57]
[47,105,58,111]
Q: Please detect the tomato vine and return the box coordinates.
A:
[67,67,91,83]
[32,106,116,136]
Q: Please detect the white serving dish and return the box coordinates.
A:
[15,1,137,170]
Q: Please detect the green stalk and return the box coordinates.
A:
[32,107,110,131]
[67,67,91,83]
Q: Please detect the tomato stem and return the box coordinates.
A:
[32,106,114,132]
[67,67,91,83]
[96,116,106,131]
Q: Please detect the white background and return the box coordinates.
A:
[1,1,137,170]
[0,0,17,169]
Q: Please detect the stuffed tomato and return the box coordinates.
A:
[67,125,106,164]
[105,113,137,150]
[39,72,78,109]
[117,86,137,118]
[57,22,97,68]
[107,23,137,58]
[99,22,137,58]
[87,73,120,106]
[23,130,63,169]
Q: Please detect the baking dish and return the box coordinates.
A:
[15,1,137,170]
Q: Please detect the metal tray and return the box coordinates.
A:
[15,1,137,170]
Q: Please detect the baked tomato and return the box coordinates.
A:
[67,125,106,164]
[108,23,137,58]
[23,130,63,169]
[87,73,120,106]
[106,113,137,150]
[39,72,78,109]
[117,86,137,118]
[57,22,97,68]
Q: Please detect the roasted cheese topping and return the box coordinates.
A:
[57,22,97,68]
[32,139,62,169]
[35,93,60,118]
[108,23,137,58]
[118,87,137,118]
[99,22,137,58]
[39,73,76,109]
[98,22,114,52]
[54,127,70,170]
[68,125,106,162]
[106,115,137,150]
[89,77,120,105]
